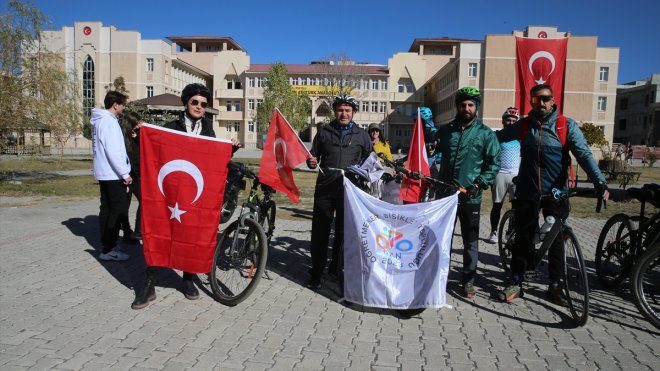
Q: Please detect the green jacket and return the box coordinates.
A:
[435,118,501,204]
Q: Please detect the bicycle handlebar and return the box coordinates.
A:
[378,153,466,193]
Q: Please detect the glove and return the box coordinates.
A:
[466,184,480,198]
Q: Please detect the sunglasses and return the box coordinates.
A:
[189,99,208,108]
[531,95,554,104]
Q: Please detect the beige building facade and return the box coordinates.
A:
[40,23,619,151]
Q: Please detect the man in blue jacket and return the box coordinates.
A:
[497,84,608,305]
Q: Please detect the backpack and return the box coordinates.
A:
[519,115,575,189]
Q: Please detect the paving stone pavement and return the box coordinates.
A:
[1,198,658,370]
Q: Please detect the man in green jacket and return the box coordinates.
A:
[435,87,501,298]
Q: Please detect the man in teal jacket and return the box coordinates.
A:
[435,87,501,298]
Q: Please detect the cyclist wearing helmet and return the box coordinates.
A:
[305,93,372,289]
[496,84,608,304]
[132,83,241,310]
[487,107,521,244]
[435,87,501,298]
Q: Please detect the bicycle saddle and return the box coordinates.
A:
[627,183,660,208]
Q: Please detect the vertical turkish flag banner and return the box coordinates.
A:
[259,109,310,204]
[400,109,431,203]
[516,37,568,114]
[140,124,233,273]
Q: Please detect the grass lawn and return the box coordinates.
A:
[1,156,657,220]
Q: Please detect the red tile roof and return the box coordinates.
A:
[248,63,388,74]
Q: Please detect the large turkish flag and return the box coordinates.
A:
[516,37,568,114]
[140,124,233,273]
[258,109,310,204]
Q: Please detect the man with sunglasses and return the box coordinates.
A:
[495,84,608,305]
[133,83,240,309]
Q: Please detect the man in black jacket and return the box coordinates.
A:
[132,83,239,309]
[305,93,372,289]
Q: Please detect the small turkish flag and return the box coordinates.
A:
[516,37,568,114]
[259,109,311,204]
[140,124,233,273]
[400,109,431,203]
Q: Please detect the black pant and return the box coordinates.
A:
[131,176,142,234]
[490,202,504,233]
[511,199,565,282]
[309,190,344,280]
[456,203,481,284]
[98,180,130,253]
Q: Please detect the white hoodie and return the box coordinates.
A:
[91,108,131,181]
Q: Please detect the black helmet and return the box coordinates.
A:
[332,93,358,112]
[181,83,212,106]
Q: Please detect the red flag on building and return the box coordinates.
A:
[140,124,233,273]
[400,109,431,203]
[515,37,568,114]
[259,109,311,204]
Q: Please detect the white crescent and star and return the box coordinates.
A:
[528,51,556,84]
[157,159,204,223]
[274,138,287,170]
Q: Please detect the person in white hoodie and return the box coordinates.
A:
[91,91,133,261]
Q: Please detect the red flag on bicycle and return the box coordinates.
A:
[400,109,431,203]
[516,37,568,114]
[259,109,311,204]
[140,124,233,273]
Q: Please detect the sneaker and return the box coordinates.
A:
[498,283,521,302]
[546,286,568,307]
[487,231,498,244]
[306,277,321,290]
[182,279,200,300]
[99,249,130,261]
[463,281,476,298]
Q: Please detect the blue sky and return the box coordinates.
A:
[17,0,660,84]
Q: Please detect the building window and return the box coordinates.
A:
[227,80,233,89]
[146,86,153,98]
[599,67,609,82]
[226,123,233,132]
[597,96,607,112]
[619,119,627,130]
[257,77,265,87]
[371,102,378,112]
[468,63,477,77]
[248,99,254,110]
[257,99,263,107]
[381,80,388,90]
[235,81,242,89]
[82,55,95,117]
[234,101,241,111]
[248,77,255,87]
[226,101,232,111]
[380,102,387,113]
[620,97,628,110]
[362,101,369,112]
[248,121,255,132]
[398,83,404,93]
[395,128,402,136]
[405,104,412,116]
[233,122,240,132]
[371,80,378,90]
[406,83,414,93]
[146,58,154,72]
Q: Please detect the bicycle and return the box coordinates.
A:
[631,239,660,329]
[595,183,659,289]
[498,190,590,326]
[209,161,276,306]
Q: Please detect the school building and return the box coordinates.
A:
[39,23,619,152]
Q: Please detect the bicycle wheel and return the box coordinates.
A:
[632,240,660,329]
[498,209,516,276]
[260,200,276,244]
[210,218,268,306]
[595,214,634,289]
[562,228,589,326]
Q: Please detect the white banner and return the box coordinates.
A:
[343,178,458,309]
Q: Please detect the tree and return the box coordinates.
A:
[0,1,83,161]
[580,121,610,159]
[255,62,310,133]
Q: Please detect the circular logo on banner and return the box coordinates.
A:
[538,31,547,39]
[83,26,92,36]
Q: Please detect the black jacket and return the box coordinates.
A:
[310,121,372,193]
[164,113,216,138]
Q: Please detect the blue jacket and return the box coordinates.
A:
[497,106,606,201]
